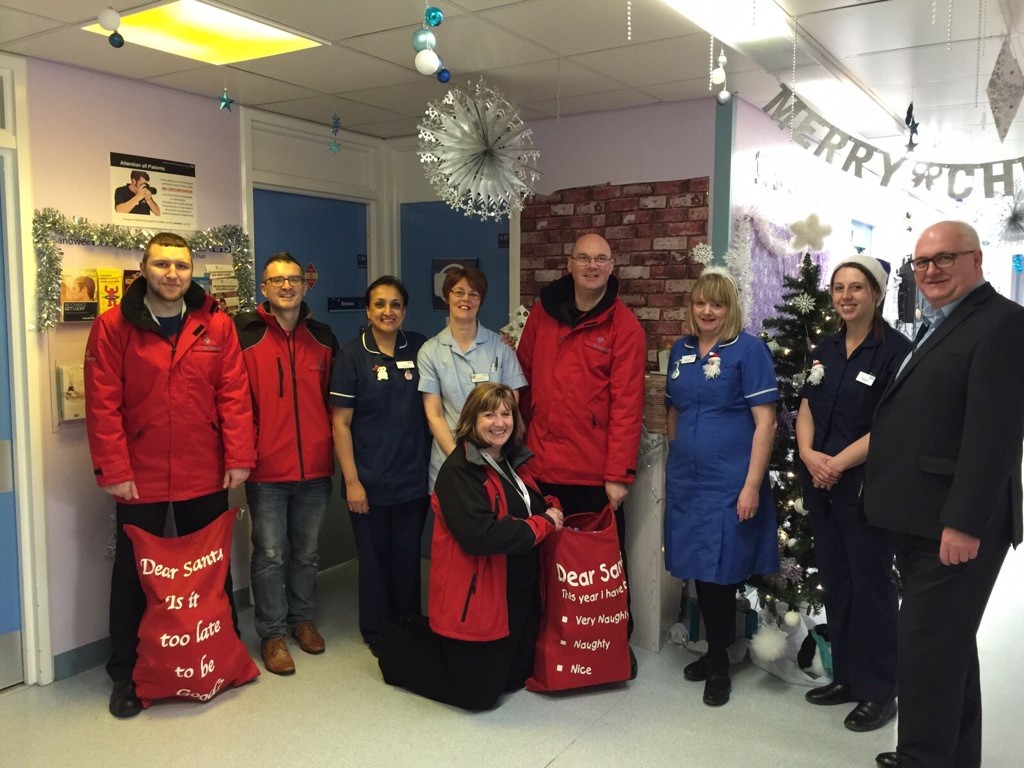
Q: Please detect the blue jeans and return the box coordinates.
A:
[246,478,331,640]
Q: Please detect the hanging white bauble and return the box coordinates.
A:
[784,610,802,628]
[98,7,121,31]
[710,67,726,86]
[414,48,441,75]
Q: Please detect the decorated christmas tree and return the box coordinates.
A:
[749,253,834,616]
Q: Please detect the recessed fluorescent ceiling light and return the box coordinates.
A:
[662,0,792,45]
[83,0,321,65]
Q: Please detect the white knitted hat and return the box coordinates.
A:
[830,254,890,306]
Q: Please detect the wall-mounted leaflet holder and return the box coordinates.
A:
[57,362,86,422]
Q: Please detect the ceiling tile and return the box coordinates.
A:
[342,15,554,72]
[460,58,631,104]
[258,94,407,126]
[480,0,703,56]
[0,7,62,44]
[148,67,321,106]
[524,87,658,116]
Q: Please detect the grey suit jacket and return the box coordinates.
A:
[864,282,1024,546]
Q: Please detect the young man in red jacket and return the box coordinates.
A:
[85,232,255,719]
[234,252,338,676]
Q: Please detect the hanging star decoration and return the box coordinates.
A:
[904,101,919,152]
[789,214,832,252]
[331,113,341,136]
[328,140,341,154]
[219,88,233,111]
[418,78,540,220]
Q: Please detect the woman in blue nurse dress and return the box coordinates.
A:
[664,268,778,707]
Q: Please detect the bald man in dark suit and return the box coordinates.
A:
[864,221,1024,768]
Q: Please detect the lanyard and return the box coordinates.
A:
[481,452,532,514]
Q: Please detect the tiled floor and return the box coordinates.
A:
[2,549,1022,768]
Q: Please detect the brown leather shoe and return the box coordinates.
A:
[261,636,295,675]
[291,620,325,654]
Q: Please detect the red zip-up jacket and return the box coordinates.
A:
[234,303,338,483]
[85,279,256,502]
[428,442,559,642]
[516,274,646,487]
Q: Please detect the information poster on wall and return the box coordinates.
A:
[110,152,197,231]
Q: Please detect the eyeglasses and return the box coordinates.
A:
[570,254,614,265]
[450,289,481,301]
[265,275,305,287]
[910,250,975,272]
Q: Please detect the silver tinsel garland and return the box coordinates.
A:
[418,79,540,220]
[33,208,255,331]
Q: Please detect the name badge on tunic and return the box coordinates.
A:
[680,354,697,364]
[396,360,415,369]
[470,373,491,383]
[856,371,876,386]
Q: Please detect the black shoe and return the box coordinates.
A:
[109,680,142,719]
[702,673,731,706]
[683,655,708,682]
[367,639,381,659]
[845,700,897,732]
[805,681,855,705]
[629,647,638,680]
[875,752,902,767]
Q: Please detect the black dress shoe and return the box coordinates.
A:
[109,680,142,719]
[683,655,708,682]
[805,681,855,705]
[875,751,902,767]
[702,673,731,706]
[629,647,638,680]
[845,699,897,732]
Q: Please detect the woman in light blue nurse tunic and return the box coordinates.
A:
[418,266,527,489]
[664,268,778,708]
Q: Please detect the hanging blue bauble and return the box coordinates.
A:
[412,28,436,52]
[437,68,451,83]
[425,6,444,27]
[108,31,125,48]
[1013,254,1023,273]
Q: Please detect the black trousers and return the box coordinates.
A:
[537,482,633,637]
[107,490,234,683]
[810,513,898,704]
[892,530,1008,768]
[377,588,538,711]
[349,497,429,643]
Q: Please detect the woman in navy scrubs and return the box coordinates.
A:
[796,254,910,732]
[332,276,431,650]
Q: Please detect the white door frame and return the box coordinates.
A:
[1,53,54,685]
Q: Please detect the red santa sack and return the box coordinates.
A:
[125,508,259,707]
[526,505,631,692]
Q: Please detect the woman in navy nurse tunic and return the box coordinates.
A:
[796,255,909,732]
[664,268,779,707]
[332,276,431,650]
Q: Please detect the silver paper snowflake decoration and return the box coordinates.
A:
[792,292,816,314]
[418,79,540,220]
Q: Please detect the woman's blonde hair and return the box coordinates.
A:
[687,269,743,340]
[454,382,524,453]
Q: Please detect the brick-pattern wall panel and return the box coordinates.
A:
[519,178,710,371]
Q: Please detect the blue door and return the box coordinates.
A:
[0,156,23,689]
